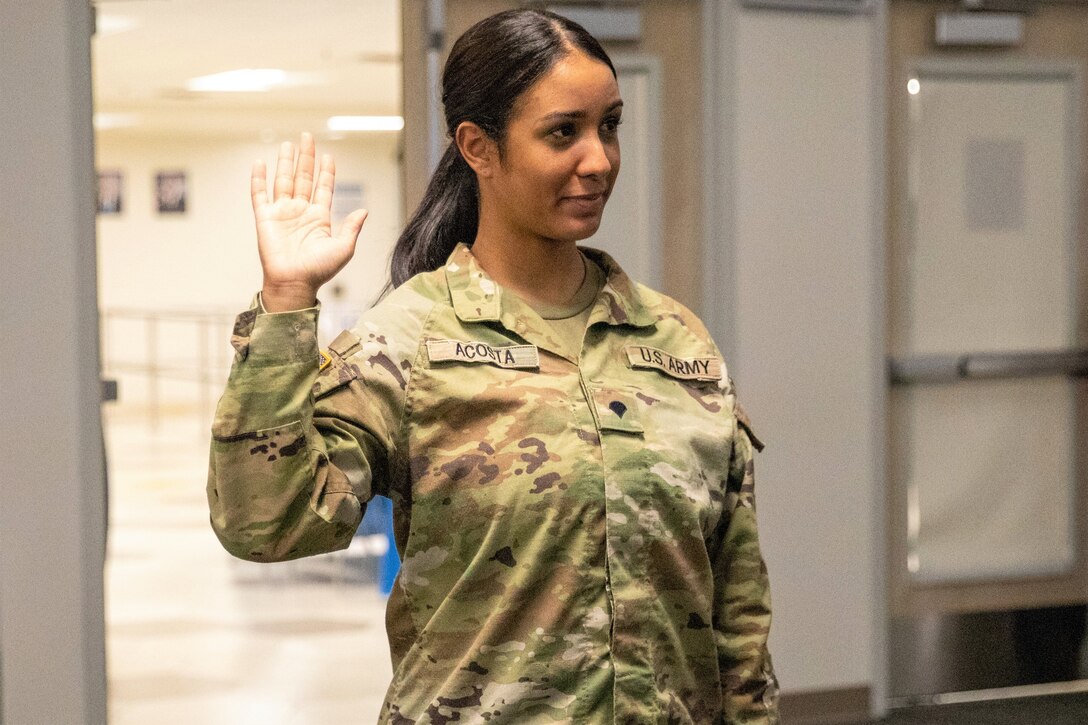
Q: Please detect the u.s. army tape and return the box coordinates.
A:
[625,345,721,381]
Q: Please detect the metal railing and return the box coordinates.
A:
[99,308,237,429]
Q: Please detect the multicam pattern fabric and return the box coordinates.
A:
[208,243,779,724]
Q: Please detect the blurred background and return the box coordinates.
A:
[4,0,1088,723]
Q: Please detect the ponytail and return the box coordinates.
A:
[389,144,478,288]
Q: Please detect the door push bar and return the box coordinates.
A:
[889,348,1088,385]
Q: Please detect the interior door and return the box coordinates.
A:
[887,55,1088,699]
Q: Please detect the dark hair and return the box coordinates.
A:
[388,9,616,288]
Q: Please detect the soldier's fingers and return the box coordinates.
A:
[293,132,316,202]
[312,153,336,212]
[336,209,368,250]
[251,159,268,212]
[272,140,296,201]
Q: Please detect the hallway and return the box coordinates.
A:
[104,410,392,724]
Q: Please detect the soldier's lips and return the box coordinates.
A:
[560,193,605,214]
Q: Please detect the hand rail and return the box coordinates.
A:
[889,348,1088,385]
[99,307,236,430]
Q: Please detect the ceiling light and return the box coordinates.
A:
[186,69,287,93]
[327,116,405,132]
[93,113,139,130]
[95,14,140,37]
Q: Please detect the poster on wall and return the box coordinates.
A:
[155,171,187,214]
[96,170,123,215]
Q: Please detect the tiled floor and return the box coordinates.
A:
[104,410,392,724]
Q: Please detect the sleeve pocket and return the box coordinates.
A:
[312,330,362,399]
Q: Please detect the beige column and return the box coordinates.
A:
[0,1,107,722]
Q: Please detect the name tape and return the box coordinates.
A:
[625,345,721,381]
[427,339,539,369]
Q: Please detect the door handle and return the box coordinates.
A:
[889,348,1088,384]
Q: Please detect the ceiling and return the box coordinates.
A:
[91,0,402,140]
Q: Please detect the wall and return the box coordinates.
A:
[0,1,107,721]
[722,3,886,699]
[94,133,402,408]
[95,134,402,311]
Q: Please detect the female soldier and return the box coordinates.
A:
[208,9,778,724]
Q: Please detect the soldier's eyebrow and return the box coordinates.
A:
[538,100,624,124]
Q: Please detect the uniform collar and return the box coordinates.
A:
[444,243,657,329]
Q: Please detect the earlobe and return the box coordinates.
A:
[455,122,496,178]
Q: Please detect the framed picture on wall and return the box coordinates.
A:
[155,171,187,214]
[96,170,123,215]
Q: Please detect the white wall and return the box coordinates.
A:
[95,134,402,311]
[721,5,885,696]
[94,133,402,408]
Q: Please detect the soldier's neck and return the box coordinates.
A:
[469,231,585,309]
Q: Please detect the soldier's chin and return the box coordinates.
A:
[567,215,604,243]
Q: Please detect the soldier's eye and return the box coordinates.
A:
[550,123,576,142]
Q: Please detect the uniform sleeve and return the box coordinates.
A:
[206,299,406,562]
[712,403,780,724]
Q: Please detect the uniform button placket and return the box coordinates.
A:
[576,369,619,721]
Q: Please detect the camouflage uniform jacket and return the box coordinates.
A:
[208,243,779,724]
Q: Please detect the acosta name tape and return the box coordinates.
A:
[427,339,540,369]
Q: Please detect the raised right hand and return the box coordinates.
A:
[251,132,368,312]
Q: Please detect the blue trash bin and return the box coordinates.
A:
[359,495,400,596]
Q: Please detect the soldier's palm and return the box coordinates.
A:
[256,199,349,286]
[251,134,367,302]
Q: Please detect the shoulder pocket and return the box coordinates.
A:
[734,401,765,452]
